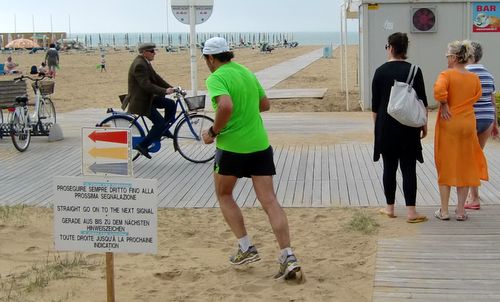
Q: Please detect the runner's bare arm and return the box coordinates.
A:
[260,96,270,112]
[213,95,233,134]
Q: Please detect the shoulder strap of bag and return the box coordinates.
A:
[406,64,419,88]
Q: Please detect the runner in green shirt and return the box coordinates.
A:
[201,37,303,281]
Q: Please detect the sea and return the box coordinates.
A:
[68,31,358,48]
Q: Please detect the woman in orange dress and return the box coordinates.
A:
[433,40,487,221]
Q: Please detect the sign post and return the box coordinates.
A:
[54,127,157,302]
[106,252,115,302]
[171,0,214,96]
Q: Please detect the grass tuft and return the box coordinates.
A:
[0,205,26,225]
[347,209,380,235]
[1,252,95,301]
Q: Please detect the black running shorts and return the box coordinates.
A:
[214,146,276,178]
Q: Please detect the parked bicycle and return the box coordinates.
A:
[96,87,215,163]
[0,75,56,151]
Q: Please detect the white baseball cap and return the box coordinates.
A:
[202,37,230,55]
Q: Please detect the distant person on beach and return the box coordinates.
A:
[45,43,59,78]
[464,41,498,210]
[371,32,428,223]
[201,37,303,281]
[99,54,107,72]
[121,43,175,159]
[38,62,48,76]
[433,40,487,221]
[4,56,21,74]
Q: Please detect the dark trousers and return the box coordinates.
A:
[381,153,417,207]
[139,96,176,148]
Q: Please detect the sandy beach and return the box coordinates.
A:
[1,45,360,113]
[0,205,417,302]
[0,45,415,302]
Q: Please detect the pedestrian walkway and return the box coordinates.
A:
[2,110,500,207]
[373,206,500,302]
[188,47,327,109]
[255,48,324,89]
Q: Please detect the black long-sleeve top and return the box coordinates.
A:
[372,61,428,162]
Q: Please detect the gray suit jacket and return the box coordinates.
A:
[121,55,171,116]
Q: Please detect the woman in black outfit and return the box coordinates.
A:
[372,32,428,223]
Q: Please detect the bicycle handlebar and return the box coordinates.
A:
[173,86,187,96]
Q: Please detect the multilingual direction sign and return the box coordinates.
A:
[53,176,157,254]
[82,127,132,177]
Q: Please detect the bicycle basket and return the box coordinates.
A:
[32,81,55,95]
[184,95,206,111]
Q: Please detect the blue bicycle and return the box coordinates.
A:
[96,87,214,163]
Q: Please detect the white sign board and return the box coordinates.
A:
[81,127,132,177]
[171,5,213,24]
[53,176,157,254]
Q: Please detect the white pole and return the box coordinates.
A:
[68,14,71,39]
[14,14,17,36]
[50,14,54,43]
[189,2,198,96]
[343,6,349,111]
[165,0,170,38]
[339,4,344,95]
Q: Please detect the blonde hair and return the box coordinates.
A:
[447,40,474,64]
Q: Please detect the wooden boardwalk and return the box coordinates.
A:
[373,206,500,302]
[2,140,500,207]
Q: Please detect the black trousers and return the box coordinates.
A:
[381,153,417,206]
[139,96,176,148]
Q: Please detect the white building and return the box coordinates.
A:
[348,0,500,109]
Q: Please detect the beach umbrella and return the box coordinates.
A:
[112,34,116,47]
[139,34,142,44]
[89,35,93,47]
[178,34,181,46]
[150,33,153,43]
[98,33,102,46]
[6,38,40,49]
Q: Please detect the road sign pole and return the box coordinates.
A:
[106,252,115,302]
[189,3,198,96]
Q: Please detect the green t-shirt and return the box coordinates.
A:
[206,61,269,153]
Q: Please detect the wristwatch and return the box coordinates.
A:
[208,126,218,138]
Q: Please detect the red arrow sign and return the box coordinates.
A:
[88,130,127,144]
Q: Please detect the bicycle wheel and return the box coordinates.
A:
[98,115,145,161]
[174,114,215,163]
[10,110,31,152]
[38,97,56,134]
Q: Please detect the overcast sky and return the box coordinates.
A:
[1,0,358,34]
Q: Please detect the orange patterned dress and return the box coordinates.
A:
[434,69,487,186]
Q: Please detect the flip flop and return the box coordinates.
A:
[455,210,469,221]
[407,215,428,223]
[464,203,480,210]
[434,209,450,221]
[379,208,397,218]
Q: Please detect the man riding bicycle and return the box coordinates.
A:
[121,42,176,159]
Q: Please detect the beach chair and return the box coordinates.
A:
[0,64,5,75]
[260,43,274,53]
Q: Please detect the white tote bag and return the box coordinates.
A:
[387,64,427,127]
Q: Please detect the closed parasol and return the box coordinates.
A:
[6,38,40,49]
